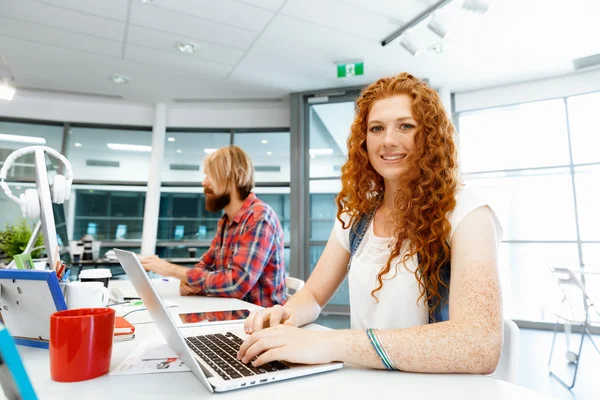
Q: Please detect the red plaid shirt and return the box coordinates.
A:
[186,192,286,307]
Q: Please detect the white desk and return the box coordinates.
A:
[18,280,555,399]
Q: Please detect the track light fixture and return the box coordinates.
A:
[381,0,490,49]
[427,17,449,39]
[399,34,420,56]
[462,0,490,14]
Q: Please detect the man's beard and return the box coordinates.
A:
[204,188,231,212]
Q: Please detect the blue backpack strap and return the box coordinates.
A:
[347,204,379,271]
[419,253,451,324]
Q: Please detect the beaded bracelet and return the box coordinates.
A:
[366,328,397,371]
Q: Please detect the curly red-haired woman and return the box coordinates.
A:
[238,72,503,374]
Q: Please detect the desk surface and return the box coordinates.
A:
[18,280,555,400]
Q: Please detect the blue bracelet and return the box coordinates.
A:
[366,328,396,370]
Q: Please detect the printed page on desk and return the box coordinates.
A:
[110,335,189,376]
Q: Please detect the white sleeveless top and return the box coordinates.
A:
[333,187,503,330]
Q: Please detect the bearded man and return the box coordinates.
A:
[141,145,286,307]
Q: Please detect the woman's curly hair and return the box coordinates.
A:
[336,72,459,315]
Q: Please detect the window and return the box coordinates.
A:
[161,131,230,183]
[567,91,600,164]
[574,165,600,241]
[307,98,351,309]
[458,91,600,323]
[459,100,570,173]
[158,129,292,270]
[463,168,577,241]
[73,189,145,242]
[158,192,220,242]
[234,132,290,183]
[310,245,349,305]
[256,191,290,242]
[0,121,63,179]
[66,126,153,183]
[0,121,65,242]
[308,103,352,178]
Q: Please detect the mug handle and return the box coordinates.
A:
[99,286,110,307]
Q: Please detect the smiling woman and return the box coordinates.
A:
[237,72,504,376]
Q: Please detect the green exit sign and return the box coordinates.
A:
[337,62,364,78]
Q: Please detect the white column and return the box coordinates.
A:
[141,103,167,256]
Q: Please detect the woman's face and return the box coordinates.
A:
[366,94,418,181]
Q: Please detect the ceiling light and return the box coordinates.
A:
[204,148,217,154]
[176,41,199,54]
[427,17,449,39]
[462,0,490,14]
[429,43,448,54]
[261,139,268,144]
[266,151,272,155]
[110,74,130,84]
[0,79,16,101]
[74,142,83,147]
[0,133,46,144]
[106,143,152,152]
[168,137,176,142]
[140,0,153,3]
[309,148,334,156]
[176,149,182,153]
[399,34,420,56]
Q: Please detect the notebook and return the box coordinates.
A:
[114,316,135,342]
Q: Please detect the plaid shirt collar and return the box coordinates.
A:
[227,192,256,224]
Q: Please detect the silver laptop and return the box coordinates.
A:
[113,249,343,393]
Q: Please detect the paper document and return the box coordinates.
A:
[110,336,190,376]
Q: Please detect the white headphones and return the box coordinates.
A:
[0,146,73,219]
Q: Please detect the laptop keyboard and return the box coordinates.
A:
[185,332,289,381]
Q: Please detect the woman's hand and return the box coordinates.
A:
[237,325,337,367]
[243,305,298,334]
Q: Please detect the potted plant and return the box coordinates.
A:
[0,218,44,264]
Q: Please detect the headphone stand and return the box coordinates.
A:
[23,220,42,255]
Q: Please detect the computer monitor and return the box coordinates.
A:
[174,225,184,240]
[115,224,127,240]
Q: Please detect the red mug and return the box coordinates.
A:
[49,308,115,382]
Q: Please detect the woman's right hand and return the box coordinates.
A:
[244,305,298,334]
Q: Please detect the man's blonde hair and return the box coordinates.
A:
[204,145,255,199]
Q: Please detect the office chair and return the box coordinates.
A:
[547,266,600,390]
[285,276,305,296]
[490,319,520,383]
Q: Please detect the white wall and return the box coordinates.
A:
[454,69,600,112]
[0,91,290,128]
[168,103,289,128]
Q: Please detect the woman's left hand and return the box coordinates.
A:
[237,325,337,367]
